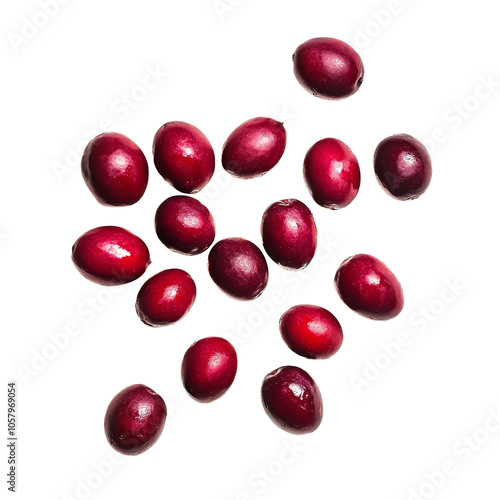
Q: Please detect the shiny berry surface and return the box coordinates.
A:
[81,132,148,206]
[181,337,238,403]
[280,305,343,359]
[155,195,215,255]
[104,384,166,456]
[72,226,150,286]
[208,237,269,300]
[136,269,196,327]
[374,134,432,200]
[153,121,215,193]
[334,254,404,320]
[304,138,360,209]
[261,366,323,434]
[222,117,286,179]
[293,37,364,100]
[261,199,317,270]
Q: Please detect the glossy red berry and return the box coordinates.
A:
[279,305,343,359]
[208,237,269,300]
[181,337,238,403]
[335,254,404,320]
[261,366,323,434]
[304,138,360,209]
[374,134,432,200]
[293,37,364,100]
[261,199,317,270]
[81,132,148,206]
[72,226,150,286]
[136,269,196,327]
[104,384,166,455]
[222,117,286,179]
[155,196,215,255]
[153,121,215,193]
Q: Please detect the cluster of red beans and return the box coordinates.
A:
[71,37,432,455]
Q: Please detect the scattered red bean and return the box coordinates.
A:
[104,384,166,456]
[335,254,404,320]
[72,226,150,286]
[155,195,215,256]
[293,37,364,100]
[222,117,286,178]
[374,134,432,200]
[153,121,215,193]
[279,305,343,359]
[208,237,269,300]
[261,199,317,270]
[81,132,148,206]
[304,138,360,209]
[181,337,238,403]
[261,366,323,434]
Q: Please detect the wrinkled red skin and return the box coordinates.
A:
[304,138,360,209]
[335,254,404,320]
[155,196,215,256]
[135,269,196,327]
[153,121,215,193]
[374,134,432,200]
[72,226,150,286]
[279,305,343,359]
[81,132,149,206]
[261,199,317,270]
[261,366,323,434]
[181,337,238,403]
[208,237,269,300]
[222,117,287,179]
[104,384,166,456]
[293,37,364,100]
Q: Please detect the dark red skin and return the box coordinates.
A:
[81,132,148,207]
[279,305,343,359]
[222,117,287,179]
[261,366,323,434]
[304,138,360,209]
[104,384,166,456]
[293,37,364,100]
[72,226,150,286]
[181,337,238,403]
[374,134,432,200]
[261,199,317,270]
[153,121,215,193]
[208,237,269,300]
[335,254,404,320]
[155,196,215,256]
[136,269,196,327]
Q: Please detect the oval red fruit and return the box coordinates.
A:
[72,226,150,285]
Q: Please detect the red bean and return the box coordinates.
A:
[261,199,317,270]
[155,195,215,256]
[293,37,364,100]
[222,117,286,178]
[374,134,432,200]
[208,237,269,300]
[304,138,360,209]
[72,226,150,285]
[335,254,404,320]
[279,305,343,359]
[104,384,166,455]
[135,269,196,327]
[153,121,215,193]
[261,366,323,434]
[81,132,148,206]
[181,337,238,403]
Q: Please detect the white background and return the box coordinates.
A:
[2,0,500,499]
